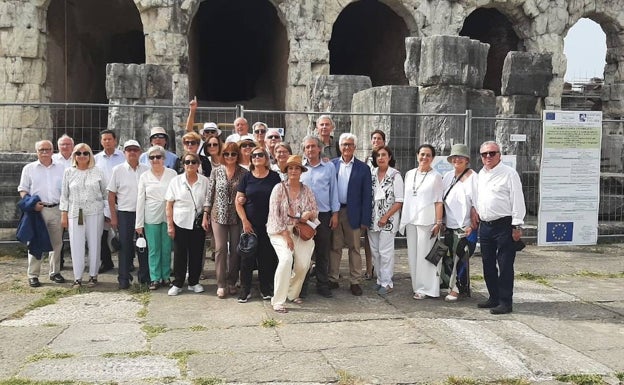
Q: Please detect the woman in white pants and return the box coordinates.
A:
[60,143,107,288]
[267,155,318,313]
[368,146,404,295]
[400,144,444,300]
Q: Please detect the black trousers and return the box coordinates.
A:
[479,216,516,307]
[301,211,332,295]
[172,224,205,288]
[240,229,277,296]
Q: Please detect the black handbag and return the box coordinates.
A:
[193,212,204,230]
[425,235,448,266]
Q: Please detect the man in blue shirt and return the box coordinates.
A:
[300,136,340,298]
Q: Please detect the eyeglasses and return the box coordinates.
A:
[254,129,266,134]
[125,148,141,152]
[251,152,266,159]
[206,143,220,147]
[149,155,163,160]
[223,152,238,158]
[480,151,500,158]
[151,134,167,139]
[240,143,253,148]
[275,151,290,156]
[340,143,355,148]
[267,135,280,140]
[37,148,52,153]
[183,159,198,165]
[75,151,90,156]
[183,141,199,146]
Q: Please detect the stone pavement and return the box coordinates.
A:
[0,243,623,385]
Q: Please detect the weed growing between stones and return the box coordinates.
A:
[169,350,199,377]
[337,370,366,385]
[0,379,77,385]
[574,270,624,279]
[26,348,73,363]
[193,378,224,385]
[189,325,208,331]
[9,288,78,319]
[101,351,153,358]
[132,291,150,318]
[260,317,281,328]
[616,372,624,381]
[555,374,606,385]
[446,376,480,385]
[516,272,550,286]
[471,274,484,281]
[142,324,167,340]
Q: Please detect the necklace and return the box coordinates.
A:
[412,169,430,196]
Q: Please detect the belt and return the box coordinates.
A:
[480,216,511,226]
[42,203,59,208]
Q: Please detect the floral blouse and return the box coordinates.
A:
[267,181,318,235]
[370,167,404,233]
[205,165,248,225]
[59,167,107,218]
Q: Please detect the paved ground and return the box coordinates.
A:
[0,243,623,385]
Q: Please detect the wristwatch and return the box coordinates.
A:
[512,225,522,230]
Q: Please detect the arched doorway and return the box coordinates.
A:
[459,8,522,95]
[188,0,288,109]
[47,0,144,146]
[329,0,409,86]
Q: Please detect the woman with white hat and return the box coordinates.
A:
[442,143,479,302]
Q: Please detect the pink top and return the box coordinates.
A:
[267,181,318,235]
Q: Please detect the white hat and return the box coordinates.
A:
[123,140,141,150]
[202,122,222,136]
[150,126,168,139]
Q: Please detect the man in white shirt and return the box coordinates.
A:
[225,117,249,143]
[476,141,526,315]
[94,129,125,273]
[107,140,150,289]
[18,140,66,287]
[52,134,74,169]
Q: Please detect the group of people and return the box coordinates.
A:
[18,102,526,315]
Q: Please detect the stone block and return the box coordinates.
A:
[289,39,329,64]
[468,88,496,116]
[144,64,172,99]
[0,28,40,58]
[496,95,543,115]
[0,57,46,85]
[501,52,553,96]
[145,32,188,65]
[495,114,542,172]
[418,85,468,149]
[309,75,371,137]
[19,127,52,151]
[351,86,419,172]
[417,35,489,88]
[404,37,422,87]
[106,63,144,99]
[1,106,52,131]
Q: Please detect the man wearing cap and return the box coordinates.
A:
[476,140,526,314]
[300,135,340,298]
[139,127,178,169]
[107,140,150,289]
[18,140,66,287]
[94,129,125,273]
[226,117,250,143]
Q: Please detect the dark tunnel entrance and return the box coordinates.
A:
[329,0,409,86]
[459,8,522,95]
[188,0,288,109]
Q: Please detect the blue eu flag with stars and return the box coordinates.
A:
[546,222,573,242]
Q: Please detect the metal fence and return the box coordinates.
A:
[1,102,623,238]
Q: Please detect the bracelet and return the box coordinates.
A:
[436,220,443,225]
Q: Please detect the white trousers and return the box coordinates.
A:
[68,213,104,281]
[368,230,396,288]
[405,224,440,297]
[269,226,315,307]
[27,206,63,278]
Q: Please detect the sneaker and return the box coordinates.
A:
[377,286,393,295]
[168,285,182,296]
[261,293,272,300]
[188,283,204,293]
[237,291,251,303]
[445,291,459,302]
[86,277,97,288]
[71,280,82,289]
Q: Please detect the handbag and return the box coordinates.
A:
[425,235,448,266]
[293,222,316,241]
[193,212,204,230]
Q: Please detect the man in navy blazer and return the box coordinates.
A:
[329,133,372,296]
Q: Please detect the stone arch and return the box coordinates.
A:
[459,8,523,95]
[329,0,410,86]
[187,0,288,109]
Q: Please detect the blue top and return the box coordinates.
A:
[301,160,340,213]
[139,150,178,170]
[237,170,281,233]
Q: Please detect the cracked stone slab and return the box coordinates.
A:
[0,292,41,321]
[51,323,146,355]
[2,292,142,326]
[549,277,624,302]
[0,325,63,377]
[19,356,180,382]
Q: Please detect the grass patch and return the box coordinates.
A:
[445,376,480,385]
[0,379,76,385]
[260,318,281,328]
[555,374,605,385]
[26,348,73,363]
[516,272,550,286]
[142,324,167,340]
[337,370,366,385]
[189,325,208,332]
[492,379,531,385]
[10,288,77,319]
[193,378,224,385]
[615,372,624,381]
[132,291,150,318]
[574,270,624,279]
[102,351,153,358]
[170,350,200,376]
[471,274,484,282]
[129,283,151,294]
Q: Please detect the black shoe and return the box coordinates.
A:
[350,284,363,296]
[329,281,339,290]
[317,286,333,298]
[49,273,66,284]
[490,304,513,315]
[98,263,114,274]
[477,299,499,308]
[237,291,251,303]
[119,280,130,290]
[129,264,136,272]
[28,277,41,287]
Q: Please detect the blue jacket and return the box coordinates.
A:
[332,157,372,229]
[16,194,52,260]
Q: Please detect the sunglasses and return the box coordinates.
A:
[125,147,141,152]
[37,148,52,153]
[206,142,220,147]
[204,130,217,134]
[183,159,198,165]
[75,151,90,156]
[480,151,499,158]
[267,135,280,140]
[254,129,266,134]
[149,155,163,160]
[240,142,253,148]
[223,152,238,158]
[251,152,266,159]
[151,134,167,139]
[184,141,199,146]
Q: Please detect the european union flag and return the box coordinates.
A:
[546,222,573,242]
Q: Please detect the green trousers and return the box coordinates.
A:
[144,222,172,282]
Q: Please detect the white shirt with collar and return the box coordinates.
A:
[337,156,354,205]
[18,160,65,204]
[94,149,125,184]
[477,162,526,226]
[51,153,72,170]
[107,162,150,212]
[165,173,209,230]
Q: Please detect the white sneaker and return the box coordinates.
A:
[188,283,205,293]
[168,285,182,296]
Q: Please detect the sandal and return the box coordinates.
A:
[149,281,160,291]
[71,280,82,289]
[291,297,303,304]
[413,292,427,300]
[86,277,97,288]
[216,288,226,299]
[273,305,288,313]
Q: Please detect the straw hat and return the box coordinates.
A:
[281,155,308,173]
